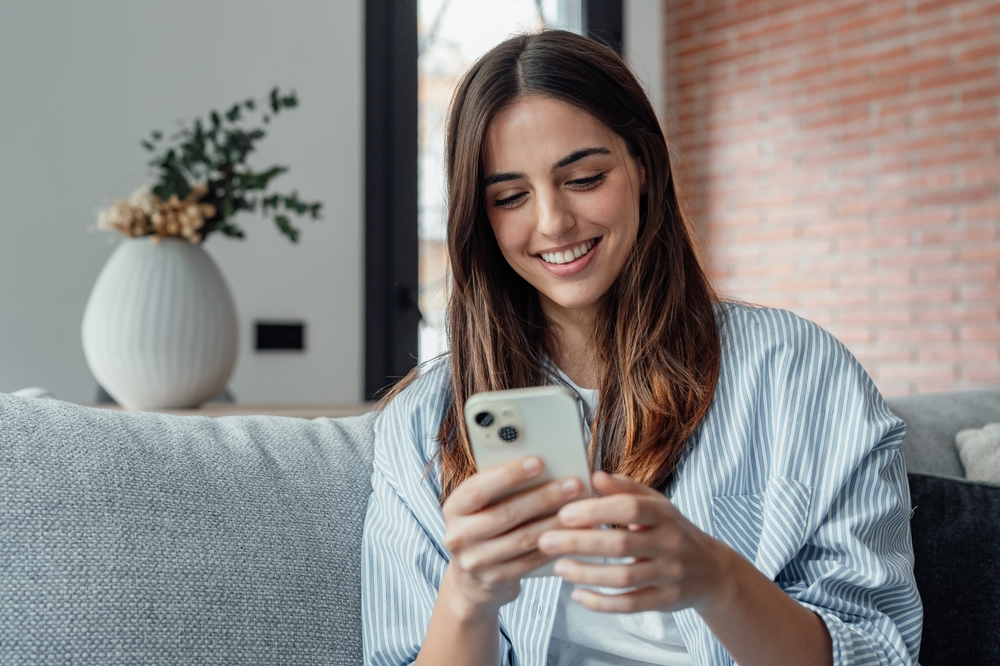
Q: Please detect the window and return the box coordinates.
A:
[366,0,621,396]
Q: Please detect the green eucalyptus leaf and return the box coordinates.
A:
[274,214,300,243]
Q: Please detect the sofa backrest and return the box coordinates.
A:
[886,387,1000,478]
[0,394,375,666]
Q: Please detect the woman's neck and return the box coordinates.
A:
[541,297,600,390]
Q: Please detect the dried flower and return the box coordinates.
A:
[96,182,216,245]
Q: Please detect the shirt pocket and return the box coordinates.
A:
[711,476,812,580]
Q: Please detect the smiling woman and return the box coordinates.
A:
[363,30,922,666]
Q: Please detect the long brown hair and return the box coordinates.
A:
[386,30,721,502]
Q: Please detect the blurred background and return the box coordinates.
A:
[0,0,996,406]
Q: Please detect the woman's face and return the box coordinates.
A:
[482,96,645,323]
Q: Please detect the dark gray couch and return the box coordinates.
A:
[1,389,998,665]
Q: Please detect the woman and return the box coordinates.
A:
[362,30,921,666]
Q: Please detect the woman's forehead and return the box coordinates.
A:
[482,97,624,173]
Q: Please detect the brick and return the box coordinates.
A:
[959,42,1000,63]
[839,82,909,107]
[959,2,1000,21]
[917,306,1000,324]
[915,66,995,91]
[913,186,996,206]
[962,84,1000,102]
[876,56,951,81]
[918,346,1000,363]
[963,164,1000,186]
[959,245,1000,262]
[878,328,958,344]
[841,309,913,325]
[916,105,999,128]
[918,227,998,246]
[917,149,992,168]
[960,326,1000,343]
[836,6,907,35]
[961,201,1000,221]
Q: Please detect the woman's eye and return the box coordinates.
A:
[568,173,606,189]
[493,192,526,209]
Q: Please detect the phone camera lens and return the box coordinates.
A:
[498,426,518,442]
[475,411,495,427]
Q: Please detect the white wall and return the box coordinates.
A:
[623,0,665,124]
[0,0,364,404]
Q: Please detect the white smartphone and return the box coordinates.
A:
[464,385,597,577]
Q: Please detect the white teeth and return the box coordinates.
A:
[540,239,596,265]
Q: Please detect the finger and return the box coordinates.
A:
[570,586,680,614]
[463,544,557,588]
[552,557,668,590]
[538,527,659,559]
[557,494,667,528]
[454,514,562,574]
[591,471,663,498]
[455,477,585,547]
[445,456,544,516]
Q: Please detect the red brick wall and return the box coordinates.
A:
[663,0,1000,396]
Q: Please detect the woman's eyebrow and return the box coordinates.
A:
[482,171,526,188]
[551,147,611,172]
[482,147,613,189]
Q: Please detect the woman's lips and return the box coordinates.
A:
[535,237,602,276]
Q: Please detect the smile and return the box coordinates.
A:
[539,239,597,265]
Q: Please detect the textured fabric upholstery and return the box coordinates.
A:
[886,388,1000,478]
[908,473,1000,664]
[0,394,375,666]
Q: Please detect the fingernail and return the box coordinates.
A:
[523,457,541,474]
[553,560,570,576]
[538,534,556,551]
[561,479,580,496]
[559,506,577,523]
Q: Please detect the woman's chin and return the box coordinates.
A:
[538,290,604,318]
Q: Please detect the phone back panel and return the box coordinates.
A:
[464,386,593,501]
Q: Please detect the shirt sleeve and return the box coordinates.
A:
[758,311,923,666]
[361,366,514,665]
[783,445,922,666]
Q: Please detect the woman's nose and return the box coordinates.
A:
[535,190,575,238]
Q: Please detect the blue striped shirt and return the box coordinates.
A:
[362,303,923,665]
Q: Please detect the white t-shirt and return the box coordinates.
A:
[546,371,692,666]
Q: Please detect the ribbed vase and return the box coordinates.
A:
[82,237,239,410]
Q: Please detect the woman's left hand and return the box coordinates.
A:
[538,470,736,614]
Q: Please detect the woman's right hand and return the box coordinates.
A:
[440,456,585,617]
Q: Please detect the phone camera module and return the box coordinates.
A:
[498,426,519,442]
[475,411,495,427]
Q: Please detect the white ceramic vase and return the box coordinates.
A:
[82,237,239,410]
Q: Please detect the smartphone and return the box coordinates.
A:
[464,385,596,577]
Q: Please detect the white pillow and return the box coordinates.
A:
[955,423,1000,484]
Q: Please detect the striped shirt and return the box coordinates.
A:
[362,303,923,665]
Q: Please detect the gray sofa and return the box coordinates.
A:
[1,389,998,665]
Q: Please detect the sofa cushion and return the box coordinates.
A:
[886,388,1000,478]
[908,472,1000,664]
[0,394,375,666]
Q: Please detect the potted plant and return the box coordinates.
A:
[82,87,323,410]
